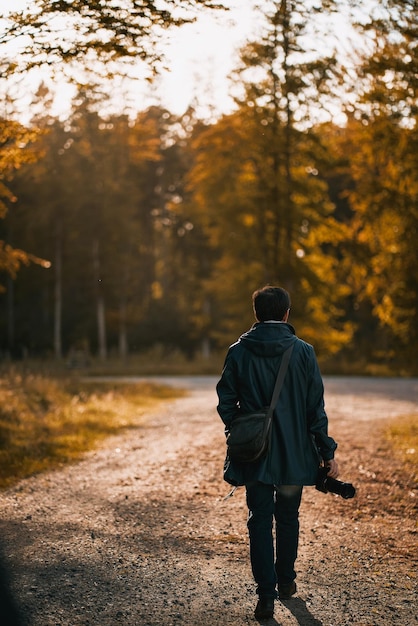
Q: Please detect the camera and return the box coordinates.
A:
[315,466,356,499]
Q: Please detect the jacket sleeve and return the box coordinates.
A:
[216,349,240,432]
[306,348,337,461]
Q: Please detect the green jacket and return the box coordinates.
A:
[216,321,337,486]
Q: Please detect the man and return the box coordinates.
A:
[216,285,338,620]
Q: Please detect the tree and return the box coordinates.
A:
[185,0,354,353]
[231,0,338,271]
[0,116,50,282]
[0,102,54,355]
[334,0,418,368]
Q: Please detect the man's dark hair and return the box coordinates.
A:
[252,286,291,322]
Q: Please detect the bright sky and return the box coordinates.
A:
[156,1,259,116]
[0,0,260,121]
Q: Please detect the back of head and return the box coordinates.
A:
[252,286,290,322]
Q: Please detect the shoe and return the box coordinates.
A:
[254,597,274,619]
[278,581,296,600]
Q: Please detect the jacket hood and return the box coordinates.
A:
[238,321,296,357]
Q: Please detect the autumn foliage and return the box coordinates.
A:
[0,1,416,373]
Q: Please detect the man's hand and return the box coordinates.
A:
[325,459,339,479]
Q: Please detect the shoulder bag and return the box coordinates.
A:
[226,344,294,464]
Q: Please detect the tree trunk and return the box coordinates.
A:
[201,337,211,359]
[54,225,62,359]
[97,294,107,360]
[93,238,107,360]
[6,275,14,355]
[118,297,128,359]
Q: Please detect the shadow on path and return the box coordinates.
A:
[256,597,323,625]
[280,597,323,625]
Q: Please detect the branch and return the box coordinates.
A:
[1,0,227,77]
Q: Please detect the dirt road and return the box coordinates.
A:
[0,376,417,626]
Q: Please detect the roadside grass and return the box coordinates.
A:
[0,370,186,490]
[385,414,418,479]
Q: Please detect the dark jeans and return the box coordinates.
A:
[246,482,303,598]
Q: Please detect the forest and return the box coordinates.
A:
[0,0,417,374]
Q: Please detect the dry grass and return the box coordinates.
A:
[385,414,418,480]
[0,371,186,490]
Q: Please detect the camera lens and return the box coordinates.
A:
[339,482,356,499]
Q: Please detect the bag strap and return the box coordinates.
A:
[266,343,294,420]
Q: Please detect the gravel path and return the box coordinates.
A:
[0,376,417,626]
